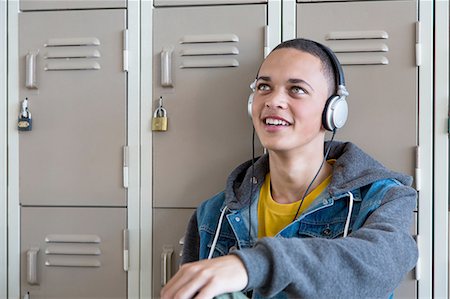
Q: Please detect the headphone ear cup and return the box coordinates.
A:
[248,92,254,119]
[322,95,348,131]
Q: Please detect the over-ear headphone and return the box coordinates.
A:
[247,41,349,132]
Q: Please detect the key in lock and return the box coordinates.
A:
[152,106,168,131]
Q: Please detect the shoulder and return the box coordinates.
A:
[361,178,416,203]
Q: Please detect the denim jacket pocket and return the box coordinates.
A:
[297,220,347,239]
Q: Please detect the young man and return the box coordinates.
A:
[161,39,418,299]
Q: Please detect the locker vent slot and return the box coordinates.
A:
[45,245,101,255]
[330,43,388,53]
[45,61,101,71]
[180,34,239,44]
[335,54,389,66]
[45,37,101,47]
[180,58,239,68]
[325,30,390,66]
[45,234,101,243]
[45,257,101,268]
[44,234,102,267]
[179,34,240,68]
[181,46,239,56]
[325,30,388,40]
[43,37,101,71]
[45,49,101,59]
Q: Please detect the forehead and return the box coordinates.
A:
[258,48,325,82]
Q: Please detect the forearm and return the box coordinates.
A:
[232,187,418,298]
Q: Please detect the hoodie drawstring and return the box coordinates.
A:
[343,191,354,237]
[208,206,228,259]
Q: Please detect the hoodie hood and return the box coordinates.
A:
[224,141,413,210]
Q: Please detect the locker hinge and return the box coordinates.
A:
[264,26,270,58]
[448,116,450,134]
[415,21,422,67]
[123,229,129,271]
[123,29,129,72]
[415,146,421,191]
[414,234,420,280]
[123,146,129,188]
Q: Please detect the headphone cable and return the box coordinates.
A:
[292,129,337,221]
[249,126,256,245]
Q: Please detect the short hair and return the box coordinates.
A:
[271,38,336,97]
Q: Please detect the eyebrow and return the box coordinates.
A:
[257,76,314,92]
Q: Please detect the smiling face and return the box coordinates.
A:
[252,48,331,155]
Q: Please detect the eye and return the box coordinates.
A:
[257,83,271,92]
[290,86,306,95]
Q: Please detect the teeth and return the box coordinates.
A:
[265,118,290,126]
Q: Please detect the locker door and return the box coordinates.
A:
[21,207,127,298]
[297,1,418,297]
[20,0,126,11]
[297,0,417,177]
[152,209,195,298]
[18,9,127,207]
[153,4,266,209]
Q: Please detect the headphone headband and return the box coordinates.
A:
[313,42,346,88]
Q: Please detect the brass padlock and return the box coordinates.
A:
[152,107,168,131]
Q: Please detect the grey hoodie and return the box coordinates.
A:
[182,141,418,298]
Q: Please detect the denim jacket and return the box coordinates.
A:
[182,142,418,299]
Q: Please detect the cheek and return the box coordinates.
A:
[293,103,323,124]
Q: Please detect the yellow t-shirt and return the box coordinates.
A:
[257,169,332,238]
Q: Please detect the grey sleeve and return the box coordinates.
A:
[231,185,418,299]
[181,210,200,265]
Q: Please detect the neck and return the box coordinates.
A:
[268,142,332,204]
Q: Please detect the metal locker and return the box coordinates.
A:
[152,208,195,298]
[20,0,126,11]
[18,9,127,207]
[297,1,418,297]
[153,4,266,208]
[297,0,417,177]
[21,207,127,298]
[154,0,267,7]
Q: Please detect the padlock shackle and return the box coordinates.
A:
[20,98,31,119]
[153,107,167,118]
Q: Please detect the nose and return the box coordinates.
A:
[264,89,288,110]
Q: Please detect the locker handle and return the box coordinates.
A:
[26,51,38,89]
[27,247,40,285]
[161,48,173,87]
[161,245,174,286]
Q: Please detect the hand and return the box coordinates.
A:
[161,255,249,299]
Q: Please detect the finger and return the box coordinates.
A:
[193,276,224,299]
[173,267,215,299]
[161,265,195,299]
[162,263,208,299]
